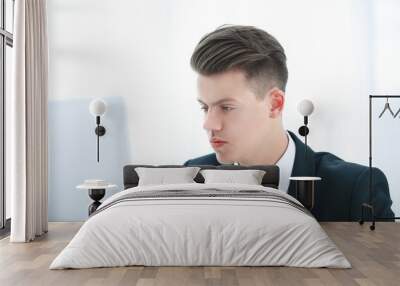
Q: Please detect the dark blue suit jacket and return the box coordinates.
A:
[184,131,394,221]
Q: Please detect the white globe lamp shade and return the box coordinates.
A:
[297,99,314,116]
[89,99,107,116]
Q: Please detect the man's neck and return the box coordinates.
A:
[238,129,289,166]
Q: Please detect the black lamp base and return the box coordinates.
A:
[294,180,315,210]
[290,177,321,211]
[88,189,105,216]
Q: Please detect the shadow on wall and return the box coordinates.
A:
[48,96,130,221]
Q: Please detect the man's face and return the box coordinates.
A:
[197,69,279,164]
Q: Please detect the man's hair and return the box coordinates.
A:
[190,25,288,95]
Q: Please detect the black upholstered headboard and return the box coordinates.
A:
[123,164,280,189]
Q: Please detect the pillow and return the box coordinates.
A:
[200,169,266,185]
[135,167,201,186]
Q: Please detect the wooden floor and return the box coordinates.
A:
[0,222,399,286]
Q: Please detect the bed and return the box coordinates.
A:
[49,164,350,269]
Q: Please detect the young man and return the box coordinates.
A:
[184,25,394,221]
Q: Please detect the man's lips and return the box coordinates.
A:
[210,139,227,148]
[210,138,227,143]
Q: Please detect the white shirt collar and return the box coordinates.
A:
[275,131,296,192]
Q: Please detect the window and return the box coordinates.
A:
[0,0,14,233]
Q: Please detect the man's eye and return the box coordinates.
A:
[221,106,234,111]
[200,106,208,112]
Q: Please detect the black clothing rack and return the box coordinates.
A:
[360,95,400,230]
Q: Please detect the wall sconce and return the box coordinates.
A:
[291,99,321,210]
[89,99,107,162]
[297,99,314,161]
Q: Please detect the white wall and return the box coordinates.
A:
[46,0,400,219]
[370,0,400,216]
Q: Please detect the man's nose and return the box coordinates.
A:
[203,109,223,132]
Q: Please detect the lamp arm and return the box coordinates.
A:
[96,116,100,162]
[97,129,99,162]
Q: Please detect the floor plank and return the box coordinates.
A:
[0,222,399,286]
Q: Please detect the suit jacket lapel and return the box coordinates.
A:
[287,130,316,197]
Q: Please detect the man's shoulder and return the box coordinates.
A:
[183,153,220,166]
[314,151,368,177]
[289,130,368,177]
[314,150,389,190]
[312,150,392,221]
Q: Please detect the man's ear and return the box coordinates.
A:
[266,87,285,118]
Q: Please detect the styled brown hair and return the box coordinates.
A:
[190,25,288,95]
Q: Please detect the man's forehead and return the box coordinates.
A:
[196,70,258,105]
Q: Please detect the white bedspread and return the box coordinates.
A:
[50,183,351,269]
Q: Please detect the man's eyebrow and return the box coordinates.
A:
[196,98,237,106]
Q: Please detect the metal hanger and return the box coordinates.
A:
[378,97,395,118]
[394,105,400,118]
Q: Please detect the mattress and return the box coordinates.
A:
[50,183,351,269]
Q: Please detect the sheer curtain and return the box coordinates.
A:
[9,0,48,242]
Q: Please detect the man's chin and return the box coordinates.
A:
[215,153,236,165]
